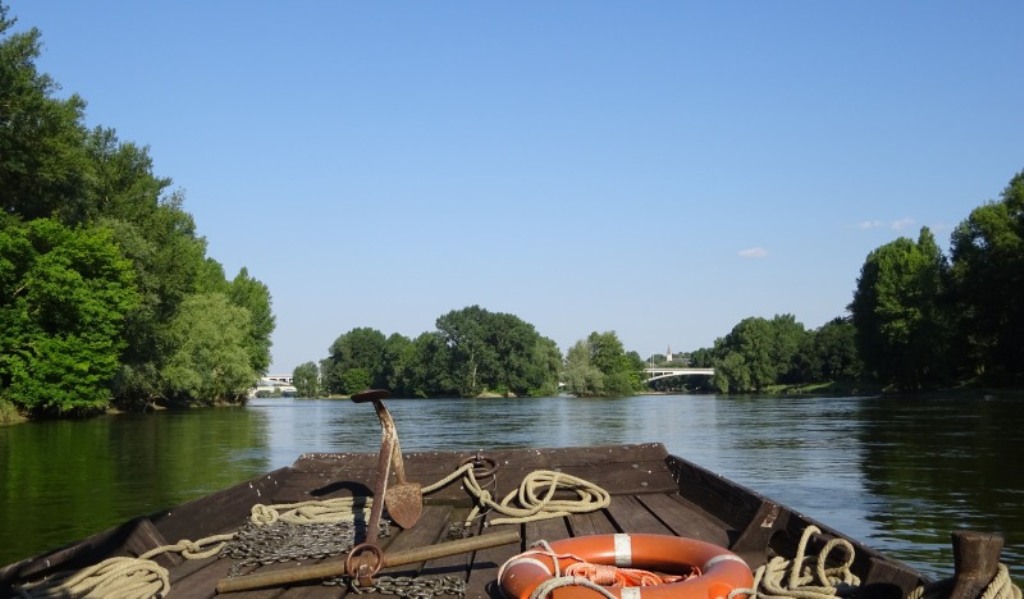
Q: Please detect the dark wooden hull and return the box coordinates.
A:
[0,443,930,598]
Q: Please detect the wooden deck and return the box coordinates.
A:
[0,443,928,599]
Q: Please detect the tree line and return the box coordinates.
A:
[300,169,1024,399]
[699,169,1024,394]
[0,6,274,419]
[291,306,649,399]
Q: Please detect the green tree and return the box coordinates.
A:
[160,293,254,405]
[711,315,808,392]
[523,337,562,397]
[0,8,91,223]
[949,170,1024,384]
[435,306,496,396]
[380,333,414,396]
[292,362,321,398]
[849,228,951,390]
[563,331,639,397]
[0,7,275,413]
[811,317,863,382]
[0,218,139,415]
[228,267,275,375]
[324,327,387,394]
[713,352,749,394]
[404,332,453,397]
[563,340,604,397]
[688,348,714,368]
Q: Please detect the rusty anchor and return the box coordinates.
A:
[351,389,423,532]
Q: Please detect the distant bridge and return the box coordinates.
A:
[643,367,715,382]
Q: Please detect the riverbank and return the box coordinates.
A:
[766,380,1022,400]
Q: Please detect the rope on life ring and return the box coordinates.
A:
[498,533,753,599]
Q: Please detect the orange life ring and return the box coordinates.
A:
[499,534,753,599]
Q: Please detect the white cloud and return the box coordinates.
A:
[738,247,768,258]
[856,218,917,231]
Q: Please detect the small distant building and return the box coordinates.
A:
[666,346,673,363]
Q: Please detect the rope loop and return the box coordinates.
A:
[249,496,373,526]
[909,563,1022,599]
[423,459,611,528]
[14,556,170,599]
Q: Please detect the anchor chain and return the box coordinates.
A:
[342,574,467,599]
[223,519,391,576]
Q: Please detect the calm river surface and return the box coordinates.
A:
[2,393,1023,582]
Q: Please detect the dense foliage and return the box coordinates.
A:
[314,306,563,398]
[848,170,1024,391]
[0,6,274,417]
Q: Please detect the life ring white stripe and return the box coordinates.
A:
[501,557,553,582]
[621,587,642,599]
[613,533,633,567]
[702,553,747,570]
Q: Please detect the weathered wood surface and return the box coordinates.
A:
[1,443,932,599]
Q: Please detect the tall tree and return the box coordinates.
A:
[849,228,950,390]
[564,331,639,397]
[228,267,275,375]
[711,315,808,392]
[291,362,321,398]
[160,293,254,405]
[563,340,605,397]
[0,7,91,222]
[949,170,1024,384]
[324,327,387,394]
[435,306,496,397]
[811,317,863,382]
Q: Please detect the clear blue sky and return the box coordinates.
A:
[10,1,1023,373]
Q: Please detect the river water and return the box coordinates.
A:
[1,393,1022,582]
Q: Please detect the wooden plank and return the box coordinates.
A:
[0,517,173,586]
[567,507,618,537]
[417,507,479,597]
[634,493,730,546]
[293,445,676,503]
[665,454,763,532]
[603,495,674,535]
[152,468,294,544]
[169,557,238,599]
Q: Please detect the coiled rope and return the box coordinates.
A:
[725,526,859,599]
[13,534,234,599]
[907,563,1022,599]
[423,462,610,527]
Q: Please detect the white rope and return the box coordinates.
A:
[423,462,610,527]
[249,496,372,525]
[727,526,859,599]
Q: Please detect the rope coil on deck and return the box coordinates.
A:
[726,526,859,599]
[422,461,611,527]
[249,495,373,526]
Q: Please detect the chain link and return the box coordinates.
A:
[222,519,391,576]
[344,575,466,598]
